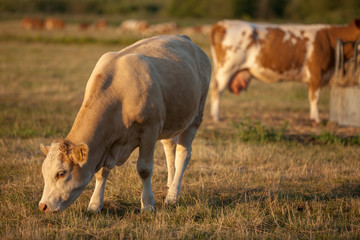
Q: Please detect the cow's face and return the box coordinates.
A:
[38,139,91,213]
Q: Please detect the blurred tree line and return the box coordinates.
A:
[0,0,359,23]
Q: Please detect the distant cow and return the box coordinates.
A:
[118,19,149,33]
[44,17,65,30]
[94,19,107,30]
[38,35,211,213]
[146,22,178,35]
[183,24,212,36]
[79,22,90,31]
[210,19,360,124]
[22,17,44,30]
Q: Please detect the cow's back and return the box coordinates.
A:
[84,35,211,139]
[211,20,329,83]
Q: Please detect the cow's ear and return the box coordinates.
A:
[40,144,50,156]
[70,143,89,167]
[351,19,360,29]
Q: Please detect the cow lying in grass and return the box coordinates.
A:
[210,19,360,125]
[38,35,211,213]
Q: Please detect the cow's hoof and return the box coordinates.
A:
[310,120,319,127]
[165,195,179,205]
[87,203,103,213]
[141,205,156,213]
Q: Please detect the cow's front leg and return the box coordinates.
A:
[88,167,110,212]
[308,85,321,125]
[137,138,156,211]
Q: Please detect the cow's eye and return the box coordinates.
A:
[56,171,66,180]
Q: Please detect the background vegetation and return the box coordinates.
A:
[0,0,359,23]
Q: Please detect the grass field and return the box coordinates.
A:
[1,20,360,239]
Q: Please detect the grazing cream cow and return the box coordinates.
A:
[210,19,360,124]
[38,35,211,213]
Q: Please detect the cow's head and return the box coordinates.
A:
[38,139,91,213]
[342,19,360,58]
[350,19,360,31]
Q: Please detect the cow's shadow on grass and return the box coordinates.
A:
[99,200,141,216]
[330,181,360,198]
[97,180,360,217]
[179,181,360,210]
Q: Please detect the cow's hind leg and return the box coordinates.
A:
[137,131,157,211]
[165,120,201,204]
[161,137,178,188]
[88,167,110,212]
[308,85,321,125]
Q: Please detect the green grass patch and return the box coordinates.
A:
[232,118,289,143]
[232,118,360,145]
[312,131,360,145]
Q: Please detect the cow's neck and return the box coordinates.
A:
[326,24,356,48]
[66,101,118,173]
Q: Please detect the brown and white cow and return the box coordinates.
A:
[210,19,360,124]
[38,35,211,213]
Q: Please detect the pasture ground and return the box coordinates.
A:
[1,20,360,239]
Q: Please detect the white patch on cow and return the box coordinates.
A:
[222,21,252,46]
[283,30,294,44]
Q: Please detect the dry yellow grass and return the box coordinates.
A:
[1,20,360,239]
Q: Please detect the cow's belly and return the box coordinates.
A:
[158,104,199,139]
[250,64,306,83]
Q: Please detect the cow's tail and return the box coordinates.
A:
[210,69,221,122]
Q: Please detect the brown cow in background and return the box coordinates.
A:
[22,17,44,30]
